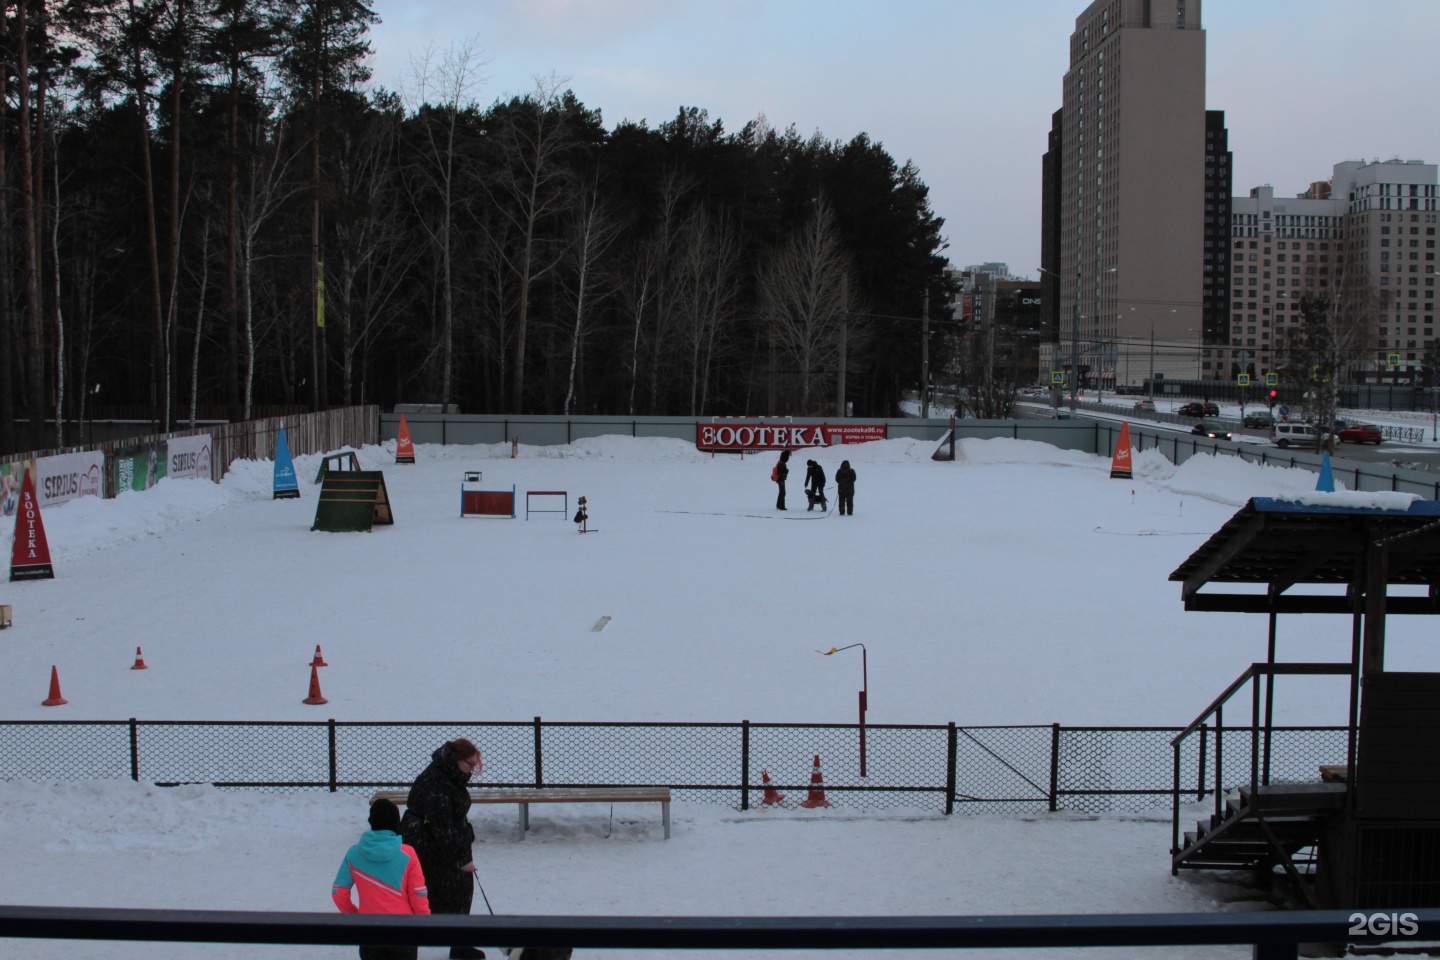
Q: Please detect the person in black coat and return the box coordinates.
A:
[835,460,856,516]
[400,738,485,960]
[774,449,791,510]
[804,460,827,511]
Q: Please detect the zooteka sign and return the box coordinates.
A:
[10,470,54,582]
[696,423,887,452]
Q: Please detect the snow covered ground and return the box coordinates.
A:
[4,433,1433,959]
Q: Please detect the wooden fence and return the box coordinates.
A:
[0,405,378,488]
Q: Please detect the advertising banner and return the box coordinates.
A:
[10,470,54,581]
[273,427,300,499]
[167,434,213,481]
[36,450,104,508]
[1,459,36,517]
[113,446,161,495]
[696,422,888,452]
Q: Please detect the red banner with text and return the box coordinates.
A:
[696,422,888,452]
[10,470,54,582]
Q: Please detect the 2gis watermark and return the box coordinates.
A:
[1347,911,1420,938]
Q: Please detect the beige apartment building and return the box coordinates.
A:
[1041,0,1211,392]
[1224,159,1439,381]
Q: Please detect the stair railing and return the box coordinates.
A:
[1170,661,1352,867]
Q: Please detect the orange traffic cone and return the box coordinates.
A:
[302,664,328,705]
[309,644,328,667]
[759,769,785,806]
[131,647,148,670]
[42,665,68,706]
[798,754,831,808]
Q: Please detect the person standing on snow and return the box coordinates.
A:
[835,460,856,516]
[804,459,828,511]
[332,798,429,960]
[400,738,486,960]
[773,449,791,510]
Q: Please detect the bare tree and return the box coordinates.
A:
[757,197,851,413]
[560,171,623,414]
[484,74,575,412]
[401,37,485,407]
[674,206,741,415]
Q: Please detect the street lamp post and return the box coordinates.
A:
[819,643,867,777]
[1129,307,1176,404]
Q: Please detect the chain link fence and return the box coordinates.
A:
[0,718,1350,815]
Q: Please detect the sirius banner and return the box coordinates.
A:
[36,450,104,508]
[166,434,213,481]
[696,422,888,452]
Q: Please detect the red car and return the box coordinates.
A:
[1337,423,1382,444]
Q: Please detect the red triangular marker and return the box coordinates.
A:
[396,414,416,464]
[10,470,54,582]
[1110,422,1133,480]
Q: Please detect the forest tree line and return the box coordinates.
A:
[0,0,953,455]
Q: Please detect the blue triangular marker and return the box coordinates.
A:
[273,427,301,499]
[1315,451,1335,493]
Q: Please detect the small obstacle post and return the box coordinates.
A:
[573,496,598,533]
[460,472,516,519]
[302,664,328,705]
[0,604,12,628]
[799,754,831,808]
[525,490,567,520]
[131,647,148,670]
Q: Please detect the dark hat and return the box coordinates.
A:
[369,797,401,832]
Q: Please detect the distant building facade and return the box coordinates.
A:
[1225,159,1439,380]
[1042,0,1209,391]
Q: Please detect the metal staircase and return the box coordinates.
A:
[1170,662,1354,906]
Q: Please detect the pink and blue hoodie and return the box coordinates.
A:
[332,829,430,915]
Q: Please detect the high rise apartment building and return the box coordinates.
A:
[1223,159,1439,378]
[1041,0,1209,389]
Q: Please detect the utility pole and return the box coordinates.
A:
[921,288,930,419]
[837,275,848,418]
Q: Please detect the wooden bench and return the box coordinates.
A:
[370,787,671,840]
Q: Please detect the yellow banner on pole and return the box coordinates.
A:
[316,261,326,328]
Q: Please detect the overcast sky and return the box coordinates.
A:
[366,0,1440,279]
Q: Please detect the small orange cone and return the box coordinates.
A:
[798,754,831,808]
[302,664,328,705]
[759,769,785,806]
[131,647,148,670]
[309,644,328,667]
[42,665,68,706]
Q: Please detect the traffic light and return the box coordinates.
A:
[1268,389,1278,407]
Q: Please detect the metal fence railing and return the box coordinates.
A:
[0,718,1351,815]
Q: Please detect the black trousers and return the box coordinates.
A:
[776,480,786,509]
[839,492,853,515]
[359,945,417,960]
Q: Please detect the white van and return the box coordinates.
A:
[1270,422,1320,448]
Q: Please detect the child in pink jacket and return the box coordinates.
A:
[333,798,430,960]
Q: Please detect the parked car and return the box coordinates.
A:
[1177,402,1206,417]
[1191,420,1232,441]
[1271,422,1323,448]
[1133,399,1156,412]
[1242,411,1275,429]
[1203,402,1220,417]
[1338,423,1383,444]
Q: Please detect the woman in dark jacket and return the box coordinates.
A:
[835,460,856,516]
[774,449,791,510]
[400,737,484,960]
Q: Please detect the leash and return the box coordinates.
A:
[473,870,495,916]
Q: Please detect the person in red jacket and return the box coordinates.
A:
[333,798,430,960]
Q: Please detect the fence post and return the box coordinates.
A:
[533,716,544,787]
[945,722,957,815]
[1048,723,1061,812]
[327,719,338,792]
[741,720,750,811]
[129,718,139,782]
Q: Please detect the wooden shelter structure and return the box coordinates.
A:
[1167,496,1440,908]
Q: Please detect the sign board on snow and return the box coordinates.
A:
[166,434,213,481]
[696,423,887,452]
[36,450,104,508]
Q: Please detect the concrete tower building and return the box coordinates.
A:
[1041,0,1210,391]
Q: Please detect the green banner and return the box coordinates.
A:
[112,447,164,494]
[0,459,35,517]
